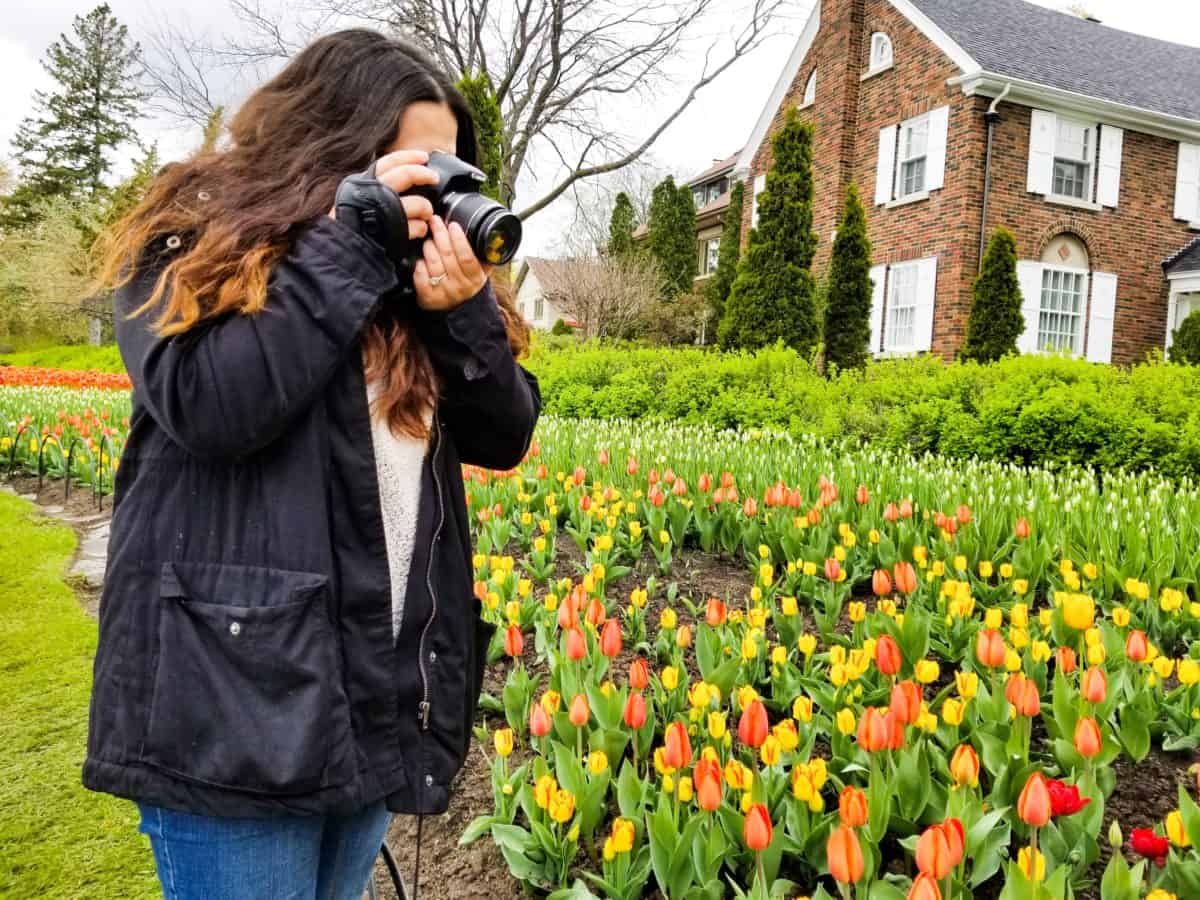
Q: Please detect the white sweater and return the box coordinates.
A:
[365,375,429,640]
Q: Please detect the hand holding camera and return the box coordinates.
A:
[332,149,523,311]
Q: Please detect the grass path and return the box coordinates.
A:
[0,491,157,898]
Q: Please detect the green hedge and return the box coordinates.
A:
[525,345,1200,480]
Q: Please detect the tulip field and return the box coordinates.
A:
[7,365,1200,899]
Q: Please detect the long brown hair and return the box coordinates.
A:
[97,29,528,439]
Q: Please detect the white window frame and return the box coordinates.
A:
[701,237,721,275]
[692,187,705,208]
[1175,143,1200,227]
[868,33,893,74]
[884,262,920,353]
[1036,266,1088,355]
[534,295,545,321]
[895,113,930,200]
[1051,116,1095,204]
[801,70,816,108]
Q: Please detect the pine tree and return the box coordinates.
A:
[718,110,819,352]
[3,5,145,229]
[961,227,1024,362]
[608,192,636,258]
[456,73,505,201]
[646,177,697,298]
[704,179,744,325]
[822,183,874,370]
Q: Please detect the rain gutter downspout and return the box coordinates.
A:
[979,82,1013,270]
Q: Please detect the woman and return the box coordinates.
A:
[85,29,540,899]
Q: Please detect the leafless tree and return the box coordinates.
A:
[536,253,661,338]
[142,0,788,220]
[557,156,669,256]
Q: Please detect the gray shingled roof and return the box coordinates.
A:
[908,0,1200,122]
[1165,238,1200,276]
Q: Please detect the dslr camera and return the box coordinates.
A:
[334,151,522,276]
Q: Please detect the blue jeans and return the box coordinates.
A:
[137,802,392,900]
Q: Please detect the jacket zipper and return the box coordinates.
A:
[417,417,444,732]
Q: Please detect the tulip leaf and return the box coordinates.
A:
[866,755,892,843]
[646,804,680,900]
[1099,850,1137,900]
[459,814,500,845]
[1116,701,1151,762]
[866,881,906,900]
[547,878,602,900]
[896,745,930,821]
[617,759,646,820]
[1049,670,1077,741]
[1177,783,1200,851]
[969,815,1011,887]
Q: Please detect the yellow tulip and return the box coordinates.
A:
[797,634,817,657]
[1167,810,1190,847]
[999,562,1014,579]
[610,818,635,853]
[915,659,940,684]
[660,608,677,629]
[1030,641,1051,663]
[985,608,1003,630]
[494,728,514,758]
[1014,579,1030,597]
[1088,644,1107,666]
[836,708,856,735]
[793,696,814,723]
[1112,606,1131,627]
[942,697,965,726]
[781,595,799,616]
[848,602,866,623]
[1019,845,1046,882]
[1154,657,1175,679]
[662,667,679,691]
[1179,659,1200,685]
[956,671,979,700]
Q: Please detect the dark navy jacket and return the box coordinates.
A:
[83,216,539,817]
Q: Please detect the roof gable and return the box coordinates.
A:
[1165,237,1200,277]
[910,0,1200,122]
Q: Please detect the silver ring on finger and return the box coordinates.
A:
[429,273,446,287]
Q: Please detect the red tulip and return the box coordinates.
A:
[504,624,524,658]
[899,499,913,519]
[1006,673,1040,717]
[883,708,905,750]
[599,619,622,657]
[743,803,772,851]
[623,691,646,729]
[585,596,606,626]
[738,699,769,748]
[875,634,902,676]
[698,472,713,493]
[916,820,962,878]
[664,721,692,770]
[824,558,842,581]
[1046,778,1091,817]
[743,497,758,518]
[883,502,899,522]
[626,457,639,476]
[1130,828,1169,866]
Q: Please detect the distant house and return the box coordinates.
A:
[632,151,741,285]
[514,257,577,331]
[729,0,1200,363]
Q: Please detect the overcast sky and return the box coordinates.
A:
[3,0,1199,255]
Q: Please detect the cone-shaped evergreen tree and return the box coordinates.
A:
[718,110,818,351]
[704,179,744,324]
[647,176,697,298]
[961,227,1023,362]
[822,183,874,370]
[608,192,636,258]
[456,72,505,201]
[3,4,145,229]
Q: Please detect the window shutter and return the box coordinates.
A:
[1167,292,1179,353]
[1097,126,1123,207]
[1176,143,1200,222]
[1086,272,1117,363]
[750,175,767,227]
[875,125,898,205]
[925,106,950,192]
[1027,110,1056,195]
[869,264,887,355]
[1016,261,1045,353]
[913,256,939,352]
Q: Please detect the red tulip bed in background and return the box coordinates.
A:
[6,368,1200,899]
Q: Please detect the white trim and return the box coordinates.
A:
[875,124,898,206]
[1168,272,1200,291]
[1096,125,1123,208]
[869,264,887,356]
[1086,272,1117,363]
[860,62,894,82]
[1176,143,1200,223]
[885,191,930,209]
[868,32,894,73]
[1044,195,1103,213]
[733,4,820,179]
[801,69,817,107]
[953,71,1200,144]
[885,0,980,74]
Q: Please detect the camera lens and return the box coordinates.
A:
[442,192,523,266]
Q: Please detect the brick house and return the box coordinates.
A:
[732,0,1200,362]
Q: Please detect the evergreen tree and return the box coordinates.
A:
[718,110,819,352]
[456,73,505,201]
[647,176,697,298]
[822,183,874,370]
[703,179,744,325]
[3,4,145,229]
[961,227,1023,362]
[200,106,226,153]
[608,192,636,258]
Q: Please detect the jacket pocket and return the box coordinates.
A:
[142,561,349,795]
[460,614,496,761]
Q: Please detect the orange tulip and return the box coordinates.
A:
[824,558,842,581]
[623,691,646,729]
[566,627,587,661]
[599,619,622,657]
[890,680,922,725]
[743,497,758,518]
[1074,717,1102,758]
[1125,630,1148,662]
[504,624,524,658]
[872,568,893,597]
[976,629,1007,668]
[1015,517,1031,540]
[838,786,868,828]
[569,693,590,727]
[857,707,889,752]
[908,873,942,900]
[884,502,900,522]
[916,822,958,878]
[530,702,551,737]
[695,757,723,811]
[893,561,918,595]
[586,596,606,626]
[705,597,727,626]
[883,708,906,750]
[743,803,772,851]
[664,721,693,770]
[557,593,580,630]
[629,657,650,691]
[949,745,980,788]
[856,484,869,505]
[875,634,902,676]
[1018,772,1052,828]
[1006,673,1040,717]
[1081,666,1108,703]
[827,825,865,884]
[899,499,914,519]
[738,699,769,748]
[956,504,972,525]
[1055,646,1077,675]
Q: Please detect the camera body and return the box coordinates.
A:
[333,151,522,282]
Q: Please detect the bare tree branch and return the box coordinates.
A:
[535,253,662,339]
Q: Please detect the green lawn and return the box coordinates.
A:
[0,492,157,898]
[0,344,126,373]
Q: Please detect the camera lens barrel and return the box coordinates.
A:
[441,191,523,266]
